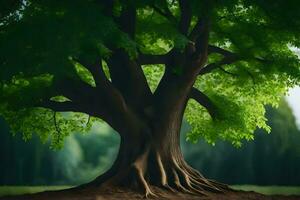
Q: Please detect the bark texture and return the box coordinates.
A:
[87,117,229,198]
[81,70,229,198]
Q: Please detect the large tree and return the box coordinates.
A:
[1,0,300,198]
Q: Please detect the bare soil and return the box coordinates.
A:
[1,186,300,200]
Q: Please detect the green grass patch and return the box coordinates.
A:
[231,185,300,195]
[0,186,72,197]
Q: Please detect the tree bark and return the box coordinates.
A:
[81,91,228,198]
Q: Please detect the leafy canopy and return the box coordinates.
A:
[0,0,300,148]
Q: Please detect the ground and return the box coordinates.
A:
[1,186,300,200]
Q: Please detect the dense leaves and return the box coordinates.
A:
[1,0,300,147]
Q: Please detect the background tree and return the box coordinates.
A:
[1,0,300,197]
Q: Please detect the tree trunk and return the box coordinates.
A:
[83,95,229,198]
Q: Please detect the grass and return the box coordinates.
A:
[0,185,300,197]
[0,186,72,197]
[231,185,300,195]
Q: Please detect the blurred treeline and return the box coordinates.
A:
[1,100,300,186]
[0,123,120,185]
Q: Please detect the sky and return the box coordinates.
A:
[286,86,300,127]
[286,48,300,127]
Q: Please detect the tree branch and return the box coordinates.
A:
[208,45,236,57]
[138,53,169,65]
[193,18,210,59]
[107,49,153,108]
[178,0,192,35]
[202,45,266,76]
[218,66,238,76]
[35,64,136,135]
[199,54,238,75]
[105,4,153,107]
[50,75,127,124]
[53,76,96,102]
[73,57,138,113]
[151,4,177,24]
[189,88,218,119]
[118,3,136,38]
[39,100,84,113]
[189,19,206,42]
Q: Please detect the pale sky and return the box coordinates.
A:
[282,48,300,126]
[286,86,300,127]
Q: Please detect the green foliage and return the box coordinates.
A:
[185,66,289,146]
[73,63,96,87]
[1,107,95,148]
[1,0,300,147]
[182,100,300,185]
[142,64,165,93]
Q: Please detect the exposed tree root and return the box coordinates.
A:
[88,149,230,199]
[134,166,158,198]
[78,130,231,200]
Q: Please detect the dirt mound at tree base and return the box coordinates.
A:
[1,187,300,200]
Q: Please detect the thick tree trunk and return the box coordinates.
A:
[83,97,228,197]
[76,68,230,197]
[86,126,228,198]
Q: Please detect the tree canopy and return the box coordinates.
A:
[1,0,300,148]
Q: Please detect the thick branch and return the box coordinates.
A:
[51,74,131,131]
[107,50,153,108]
[104,4,153,108]
[119,2,136,38]
[39,100,85,113]
[39,84,130,135]
[189,19,206,42]
[39,78,108,117]
[193,18,210,59]
[38,98,118,133]
[138,53,169,65]
[178,0,192,35]
[72,58,130,116]
[189,88,218,119]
